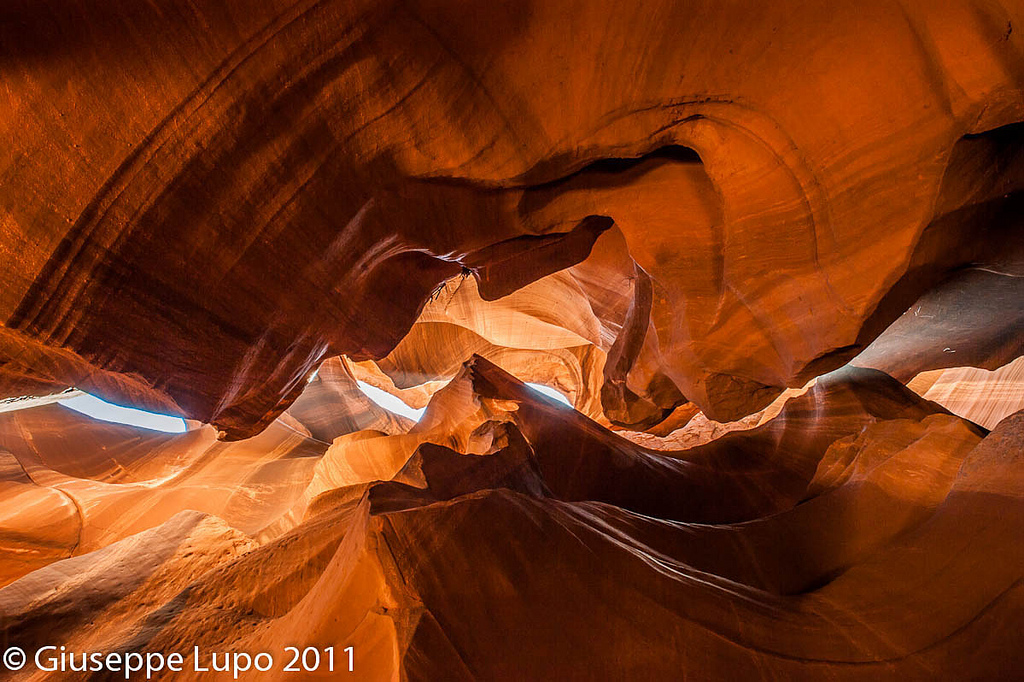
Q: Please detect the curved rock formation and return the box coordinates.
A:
[1,358,1021,681]
[2,0,1023,436]
[1,0,1023,679]
[908,355,1024,429]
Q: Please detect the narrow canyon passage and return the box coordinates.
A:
[1,0,1023,679]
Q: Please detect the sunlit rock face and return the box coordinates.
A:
[1,0,1023,679]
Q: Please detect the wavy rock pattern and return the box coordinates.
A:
[1,0,1023,679]
[0,359,1021,680]
[2,0,1023,435]
[908,356,1024,429]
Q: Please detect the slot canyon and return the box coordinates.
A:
[1,0,1023,679]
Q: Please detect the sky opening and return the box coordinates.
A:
[356,380,427,421]
[59,393,187,433]
[525,382,573,407]
[354,379,573,422]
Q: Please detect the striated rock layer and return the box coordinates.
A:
[2,0,1024,436]
[0,358,1021,680]
[1,0,1024,679]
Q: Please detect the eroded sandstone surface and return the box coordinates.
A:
[1,0,1023,679]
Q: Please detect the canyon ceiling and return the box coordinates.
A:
[1,0,1023,679]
